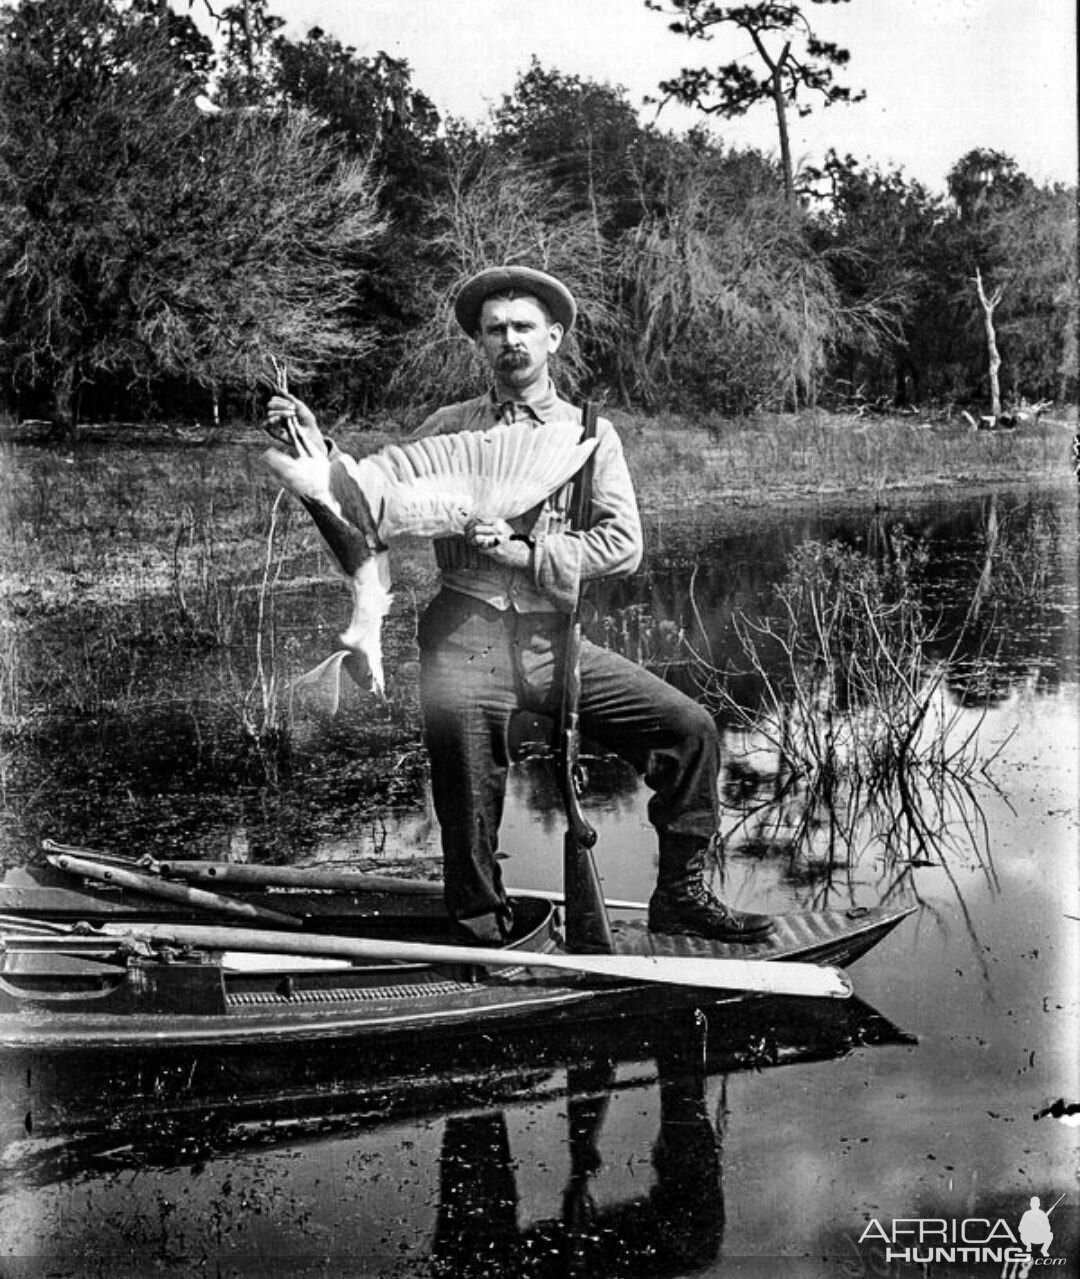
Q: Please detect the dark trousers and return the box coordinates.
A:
[418,590,720,941]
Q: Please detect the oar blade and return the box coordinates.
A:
[569,953,852,999]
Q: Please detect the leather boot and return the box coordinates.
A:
[648,838,775,943]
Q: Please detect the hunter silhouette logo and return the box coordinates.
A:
[1000,1192,1067,1279]
[1018,1195,1059,1257]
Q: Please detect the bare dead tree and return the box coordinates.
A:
[973,267,1004,421]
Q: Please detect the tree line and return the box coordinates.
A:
[0,0,1074,437]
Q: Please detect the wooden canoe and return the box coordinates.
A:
[0,850,916,1053]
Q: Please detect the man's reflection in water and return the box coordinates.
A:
[432,1021,723,1277]
[432,1107,521,1276]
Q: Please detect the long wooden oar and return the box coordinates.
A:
[96,920,853,999]
[156,860,649,911]
[47,853,302,929]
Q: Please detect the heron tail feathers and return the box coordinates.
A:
[291,650,354,716]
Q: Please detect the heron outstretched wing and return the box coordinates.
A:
[364,421,598,538]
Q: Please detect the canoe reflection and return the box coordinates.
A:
[1,997,914,1275]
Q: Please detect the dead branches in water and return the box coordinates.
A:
[680,533,1003,891]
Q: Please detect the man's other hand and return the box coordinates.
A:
[464,517,514,550]
[464,517,530,567]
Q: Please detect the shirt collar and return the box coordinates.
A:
[489,378,562,423]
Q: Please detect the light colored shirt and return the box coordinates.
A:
[413,383,643,613]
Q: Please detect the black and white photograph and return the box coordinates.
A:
[0,1,1076,1274]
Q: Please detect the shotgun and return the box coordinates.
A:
[556,401,615,954]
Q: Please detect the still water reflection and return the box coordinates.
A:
[1,483,1077,1275]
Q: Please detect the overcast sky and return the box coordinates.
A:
[248,0,1077,193]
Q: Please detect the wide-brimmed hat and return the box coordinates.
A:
[454,265,577,335]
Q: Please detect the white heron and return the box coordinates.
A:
[263,412,597,702]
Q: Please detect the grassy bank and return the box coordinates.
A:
[618,408,1074,515]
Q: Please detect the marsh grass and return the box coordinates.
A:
[171,500,250,647]
[0,625,25,734]
[239,489,293,759]
[622,410,1070,510]
[0,440,290,747]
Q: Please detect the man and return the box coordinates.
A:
[411,265,773,945]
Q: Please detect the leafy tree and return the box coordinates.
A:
[806,149,1076,410]
[610,138,888,412]
[0,0,384,433]
[976,181,1077,403]
[213,0,286,106]
[945,150,1075,406]
[491,59,649,231]
[270,27,448,409]
[946,148,1031,228]
[273,30,442,218]
[806,152,949,404]
[136,112,385,422]
[646,0,864,201]
[941,150,1031,404]
[0,0,208,428]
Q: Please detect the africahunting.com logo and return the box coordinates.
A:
[854,1193,1068,1274]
